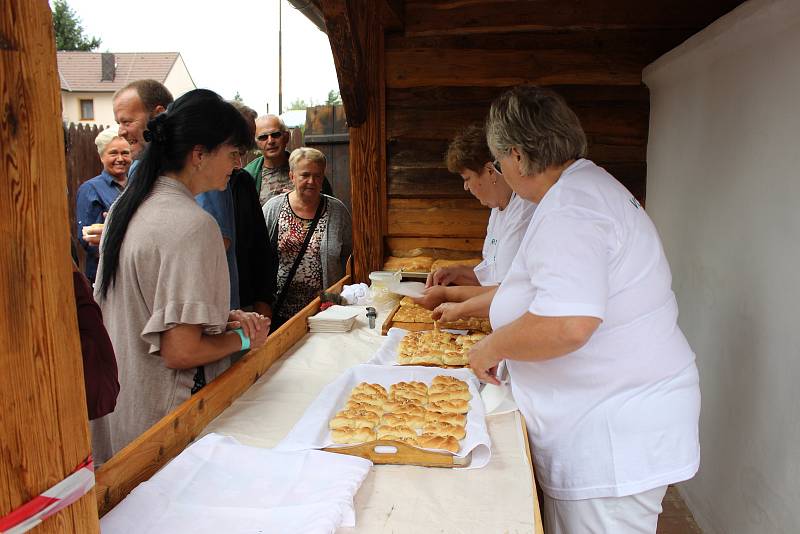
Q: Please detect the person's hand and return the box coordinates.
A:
[431,301,464,323]
[412,285,448,310]
[228,309,269,340]
[83,223,104,246]
[467,335,502,385]
[426,266,460,288]
[248,316,271,350]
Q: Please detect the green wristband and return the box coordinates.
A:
[233,327,250,351]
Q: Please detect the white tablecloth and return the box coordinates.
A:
[203,306,538,533]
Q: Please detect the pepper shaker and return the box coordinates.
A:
[366,307,377,329]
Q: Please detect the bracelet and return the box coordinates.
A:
[233,327,250,351]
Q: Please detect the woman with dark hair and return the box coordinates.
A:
[95,89,270,454]
[445,86,700,533]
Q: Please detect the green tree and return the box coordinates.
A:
[325,90,342,105]
[287,97,312,110]
[52,0,101,51]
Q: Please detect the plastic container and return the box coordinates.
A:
[368,270,402,310]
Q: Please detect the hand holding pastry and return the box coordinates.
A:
[431,302,465,323]
[412,285,448,310]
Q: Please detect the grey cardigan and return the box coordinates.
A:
[262,193,352,291]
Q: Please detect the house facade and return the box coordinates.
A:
[58,51,196,127]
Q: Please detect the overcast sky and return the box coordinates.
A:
[61,0,340,116]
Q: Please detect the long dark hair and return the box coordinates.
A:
[98,89,250,298]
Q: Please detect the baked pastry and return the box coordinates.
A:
[393,305,435,323]
[441,352,469,366]
[428,399,469,414]
[376,424,417,441]
[331,427,377,444]
[329,409,380,429]
[383,256,434,272]
[429,382,469,394]
[431,375,469,389]
[428,388,472,403]
[381,411,425,430]
[344,401,384,416]
[430,258,482,271]
[348,393,386,409]
[397,330,488,367]
[422,421,466,440]
[425,410,467,427]
[351,382,387,398]
[417,433,460,453]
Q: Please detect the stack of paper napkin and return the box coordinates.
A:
[308,305,361,333]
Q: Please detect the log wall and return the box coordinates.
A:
[383,0,744,256]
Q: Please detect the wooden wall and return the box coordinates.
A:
[382,0,744,257]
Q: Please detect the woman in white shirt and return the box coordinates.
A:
[437,87,701,533]
[427,124,536,288]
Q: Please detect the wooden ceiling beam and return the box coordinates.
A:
[387,47,644,88]
[404,0,745,37]
[319,0,368,126]
[378,0,404,31]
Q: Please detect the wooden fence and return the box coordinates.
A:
[64,122,104,268]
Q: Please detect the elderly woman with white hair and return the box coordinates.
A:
[76,126,132,282]
[433,86,701,533]
[262,147,352,327]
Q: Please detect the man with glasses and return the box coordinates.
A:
[245,114,332,206]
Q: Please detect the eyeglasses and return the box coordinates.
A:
[491,159,503,174]
[256,131,284,142]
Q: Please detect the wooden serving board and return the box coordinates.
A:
[323,439,470,468]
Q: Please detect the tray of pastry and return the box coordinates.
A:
[382,297,492,335]
[382,257,483,280]
[276,365,492,469]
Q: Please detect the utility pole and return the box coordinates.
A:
[278,0,283,115]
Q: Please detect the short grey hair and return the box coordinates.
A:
[289,147,326,171]
[486,86,587,176]
[256,114,288,133]
[94,126,125,156]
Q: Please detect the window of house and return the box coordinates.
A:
[80,99,94,121]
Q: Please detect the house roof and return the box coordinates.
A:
[57,51,182,92]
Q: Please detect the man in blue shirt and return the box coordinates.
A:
[196,185,240,309]
[76,127,132,281]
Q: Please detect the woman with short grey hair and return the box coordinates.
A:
[263,147,352,328]
[438,86,701,533]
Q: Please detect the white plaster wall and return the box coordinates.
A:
[61,91,115,127]
[164,55,197,98]
[643,1,800,532]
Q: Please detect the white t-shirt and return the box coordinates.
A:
[490,159,700,500]
[474,193,537,286]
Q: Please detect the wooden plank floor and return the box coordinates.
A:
[658,486,702,534]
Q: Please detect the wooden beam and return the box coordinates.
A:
[95,276,350,516]
[386,236,485,257]
[0,2,99,532]
[387,198,489,238]
[403,0,745,37]
[387,46,643,88]
[377,0,404,31]
[320,0,367,126]
[347,0,385,283]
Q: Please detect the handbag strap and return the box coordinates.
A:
[273,196,325,316]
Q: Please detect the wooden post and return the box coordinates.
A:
[0,2,99,532]
[327,0,385,283]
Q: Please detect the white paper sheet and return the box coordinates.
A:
[391,281,426,298]
[100,434,373,534]
[275,364,492,469]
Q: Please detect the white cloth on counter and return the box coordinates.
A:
[100,433,372,534]
[340,283,370,305]
[474,192,537,286]
[276,364,492,469]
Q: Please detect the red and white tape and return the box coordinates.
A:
[0,456,95,534]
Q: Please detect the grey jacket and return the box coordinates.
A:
[262,193,352,292]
